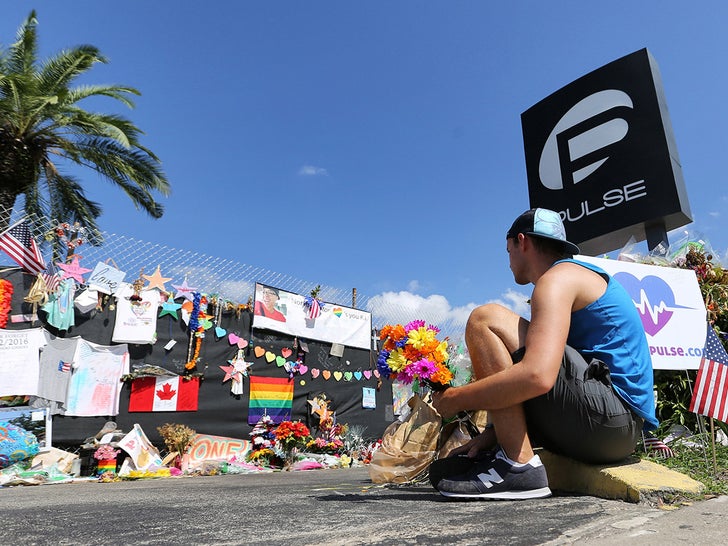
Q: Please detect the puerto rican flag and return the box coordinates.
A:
[128,376,200,412]
[57,360,72,373]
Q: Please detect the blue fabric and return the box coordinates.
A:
[556,259,658,430]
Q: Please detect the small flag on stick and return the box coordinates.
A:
[689,323,728,424]
[643,433,674,458]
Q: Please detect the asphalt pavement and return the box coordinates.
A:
[1,466,726,545]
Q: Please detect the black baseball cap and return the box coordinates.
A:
[506,208,580,255]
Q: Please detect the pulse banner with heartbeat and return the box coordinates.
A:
[578,255,707,370]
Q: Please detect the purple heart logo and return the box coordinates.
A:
[612,272,684,336]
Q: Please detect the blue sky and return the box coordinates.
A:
[3,2,727,323]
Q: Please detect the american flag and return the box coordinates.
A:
[689,323,728,424]
[41,272,61,293]
[58,360,72,373]
[0,220,46,275]
[643,433,674,458]
[305,296,322,319]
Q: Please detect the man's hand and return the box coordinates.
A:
[431,387,460,419]
[447,428,496,458]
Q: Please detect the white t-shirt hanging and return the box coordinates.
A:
[112,283,160,345]
[65,339,129,417]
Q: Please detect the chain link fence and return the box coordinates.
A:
[0,205,468,340]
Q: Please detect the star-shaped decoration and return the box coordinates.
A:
[158,301,182,319]
[220,351,252,395]
[56,256,92,284]
[143,265,172,291]
[172,277,198,302]
[219,363,242,384]
[307,394,333,425]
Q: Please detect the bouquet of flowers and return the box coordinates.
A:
[93,444,120,461]
[157,423,197,455]
[273,420,311,452]
[377,320,453,390]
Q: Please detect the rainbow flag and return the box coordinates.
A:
[248,376,294,424]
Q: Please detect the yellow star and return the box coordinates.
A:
[143,265,172,291]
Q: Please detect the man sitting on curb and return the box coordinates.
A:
[432,208,658,500]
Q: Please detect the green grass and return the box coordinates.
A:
[641,435,728,499]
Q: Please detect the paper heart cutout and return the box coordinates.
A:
[363,370,372,379]
[254,346,265,358]
[373,369,380,378]
[344,371,353,381]
[354,371,363,381]
[215,326,227,338]
[276,356,286,367]
[237,338,248,349]
[281,348,293,358]
[265,351,276,363]
[311,368,320,378]
[298,364,308,375]
[322,370,331,380]
[334,371,343,381]
[229,333,240,345]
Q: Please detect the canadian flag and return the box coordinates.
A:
[128,376,200,412]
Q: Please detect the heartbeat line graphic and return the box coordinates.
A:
[635,289,670,326]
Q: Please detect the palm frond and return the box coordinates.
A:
[37,45,107,94]
[8,11,39,74]
[65,84,140,109]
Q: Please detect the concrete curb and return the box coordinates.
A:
[540,450,704,503]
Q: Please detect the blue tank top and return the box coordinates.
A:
[556,258,658,430]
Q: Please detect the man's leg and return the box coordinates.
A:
[465,303,532,463]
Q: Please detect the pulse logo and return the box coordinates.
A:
[613,272,691,336]
[538,90,633,190]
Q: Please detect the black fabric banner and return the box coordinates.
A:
[0,268,393,448]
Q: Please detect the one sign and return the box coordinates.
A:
[577,256,706,369]
[187,434,250,465]
[252,283,372,349]
[521,49,692,255]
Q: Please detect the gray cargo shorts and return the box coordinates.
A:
[513,345,644,464]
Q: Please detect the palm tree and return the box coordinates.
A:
[0,10,170,239]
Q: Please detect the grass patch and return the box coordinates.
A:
[641,434,728,499]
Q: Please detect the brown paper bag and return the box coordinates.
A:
[368,394,441,484]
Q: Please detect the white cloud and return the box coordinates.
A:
[298,164,328,176]
[365,288,532,337]
[487,289,532,320]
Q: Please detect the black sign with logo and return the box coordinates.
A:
[521,48,691,255]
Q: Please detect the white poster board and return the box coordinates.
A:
[577,255,706,370]
[252,283,372,350]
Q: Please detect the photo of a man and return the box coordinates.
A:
[254,286,287,322]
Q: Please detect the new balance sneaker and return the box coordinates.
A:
[436,448,552,500]
[428,450,497,489]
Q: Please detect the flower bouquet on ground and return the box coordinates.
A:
[93,444,120,477]
[247,415,283,468]
[377,321,453,391]
[93,444,120,461]
[273,420,311,468]
[157,423,196,471]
